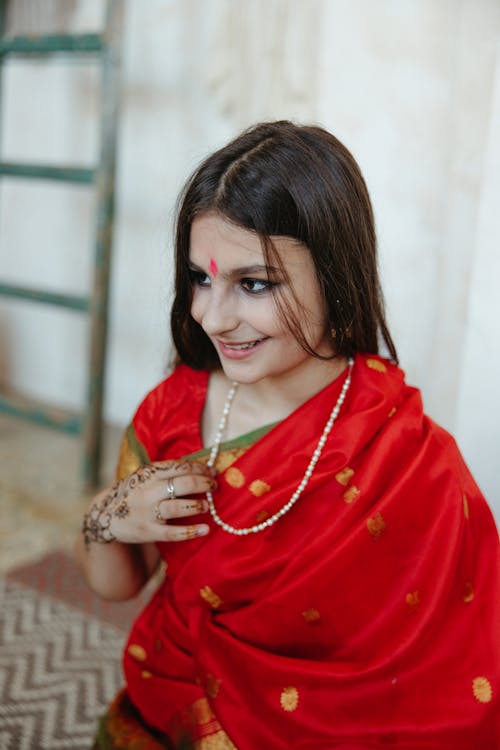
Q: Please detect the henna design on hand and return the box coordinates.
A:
[82,465,156,549]
[82,481,119,548]
[114,500,130,519]
[118,465,157,500]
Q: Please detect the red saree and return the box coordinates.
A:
[111,354,500,749]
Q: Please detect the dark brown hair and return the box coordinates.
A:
[171,120,397,369]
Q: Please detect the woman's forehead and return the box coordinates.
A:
[190,214,263,258]
[189,213,308,269]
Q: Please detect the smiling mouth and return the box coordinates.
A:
[219,338,267,350]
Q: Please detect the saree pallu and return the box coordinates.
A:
[106,355,500,749]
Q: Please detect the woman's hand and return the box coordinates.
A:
[82,461,214,548]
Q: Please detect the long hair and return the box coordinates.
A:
[171,120,397,370]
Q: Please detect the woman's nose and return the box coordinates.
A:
[200,290,239,336]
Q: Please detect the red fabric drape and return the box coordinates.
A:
[122,355,500,749]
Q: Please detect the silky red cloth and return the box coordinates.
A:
[122,354,500,749]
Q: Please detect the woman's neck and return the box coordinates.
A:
[238,355,348,415]
[202,356,349,447]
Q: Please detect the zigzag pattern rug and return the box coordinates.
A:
[0,551,149,750]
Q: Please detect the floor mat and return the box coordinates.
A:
[0,577,125,749]
[1,550,156,749]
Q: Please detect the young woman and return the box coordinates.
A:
[77,121,500,749]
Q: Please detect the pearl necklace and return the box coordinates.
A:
[206,358,354,536]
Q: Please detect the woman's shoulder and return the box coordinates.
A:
[115,365,209,476]
[141,363,209,410]
[128,364,209,461]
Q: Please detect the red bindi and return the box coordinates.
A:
[209,257,218,277]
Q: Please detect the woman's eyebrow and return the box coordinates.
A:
[188,261,281,277]
[231,264,281,276]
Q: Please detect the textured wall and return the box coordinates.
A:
[0,0,498,515]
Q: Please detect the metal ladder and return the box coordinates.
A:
[0,0,123,486]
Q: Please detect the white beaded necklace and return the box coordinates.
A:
[206,357,354,536]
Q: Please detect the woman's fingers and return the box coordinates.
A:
[155,498,208,521]
[89,459,217,546]
[152,460,214,477]
[164,474,217,499]
[146,472,216,506]
[158,523,210,543]
[104,461,217,544]
[151,498,211,542]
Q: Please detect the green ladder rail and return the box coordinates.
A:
[0,283,89,311]
[0,162,95,183]
[0,0,124,486]
[0,32,105,56]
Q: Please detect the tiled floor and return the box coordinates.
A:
[0,414,122,572]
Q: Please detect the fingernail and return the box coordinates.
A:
[209,479,218,490]
[208,467,217,477]
[198,525,209,536]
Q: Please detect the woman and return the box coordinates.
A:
[76,121,500,749]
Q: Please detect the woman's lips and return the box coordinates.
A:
[216,338,268,359]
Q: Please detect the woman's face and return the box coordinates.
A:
[189,213,332,387]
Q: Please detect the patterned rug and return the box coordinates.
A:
[0,550,151,750]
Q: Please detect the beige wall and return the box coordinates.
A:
[0,0,499,516]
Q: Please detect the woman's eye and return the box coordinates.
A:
[241,278,275,294]
[189,270,211,287]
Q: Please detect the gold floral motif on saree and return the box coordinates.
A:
[280,686,299,712]
[200,586,222,609]
[335,467,355,486]
[224,467,245,488]
[366,358,388,373]
[472,676,492,703]
[343,486,360,504]
[367,512,386,538]
[302,608,321,623]
[463,582,474,603]
[405,591,420,610]
[249,479,271,496]
[127,643,147,661]
[214,448,246,474]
